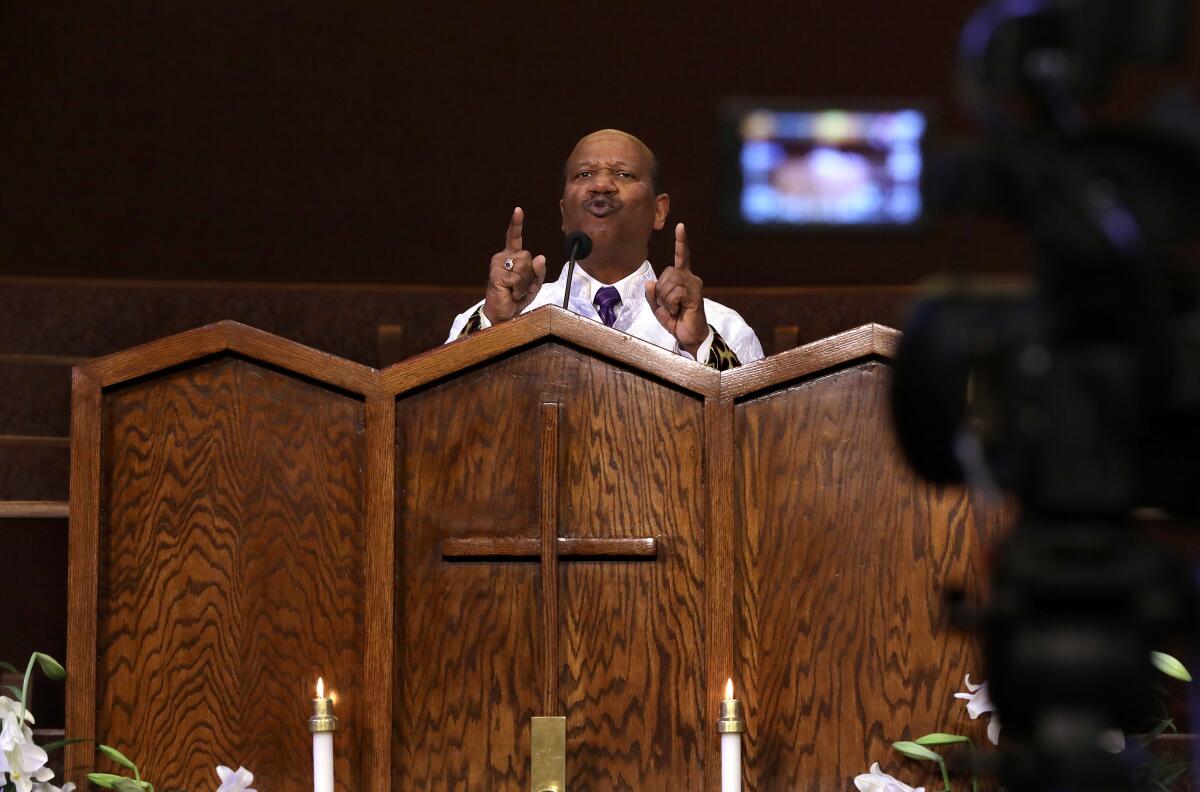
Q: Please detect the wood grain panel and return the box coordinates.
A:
[703,395,736,792]
[0,500,69,518]
[95,356,365,791]
[722,323,900,400]
[380,306,720,400]
[393,342,708,791]
[56,315,1023,791]
[735,362,1001,791]
[540,403,561,717]
[440,536,657,558]
[86,321,378,394]
[361,396,395,792]
[65,367,101,782]
[557,345,707,792]
[393,348,543,791]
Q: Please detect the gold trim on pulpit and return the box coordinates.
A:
[531,716,566,792]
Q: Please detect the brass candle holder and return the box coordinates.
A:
[717,688,746,734]
[309,685,339,733]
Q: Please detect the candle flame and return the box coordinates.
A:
[317,677,325,698]
[725,678,734,699]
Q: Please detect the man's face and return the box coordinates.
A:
[560,132,669,253]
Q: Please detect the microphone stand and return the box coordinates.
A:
[562,239,582,310]
[560,231,592,312]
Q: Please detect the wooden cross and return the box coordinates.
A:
[440,402,659,715]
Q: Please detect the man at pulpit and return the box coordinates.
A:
[446,128,764,369]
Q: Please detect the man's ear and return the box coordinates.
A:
[653,193,670,231]
[560,198,566,233]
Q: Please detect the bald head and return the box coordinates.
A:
[559,127,670,281]
[564,129,662,194]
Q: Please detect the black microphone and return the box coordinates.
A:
[561,231,593,310]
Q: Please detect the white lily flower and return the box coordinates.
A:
[31,781,76,792]
[1097,728,1126,754]
[0,698,52,792]
[854,761,926,792]
[3,754,55,792]
[0,696,35,752]
[216,764,257,792]
[954,674,1001,745]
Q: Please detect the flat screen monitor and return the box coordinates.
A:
[720,102,930,230]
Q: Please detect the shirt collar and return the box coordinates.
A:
[570,260,655,306]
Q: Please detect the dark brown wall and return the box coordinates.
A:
[0,517,68,726]
[10,2,1190,288]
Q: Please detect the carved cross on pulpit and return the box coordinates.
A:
[440,402,659,714]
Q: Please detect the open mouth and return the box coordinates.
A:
[585,198,620,217]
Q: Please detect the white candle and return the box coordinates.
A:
[718,678,745,792]
[313,731,334,792]
[309,677,338,792]
[721,731,742,792]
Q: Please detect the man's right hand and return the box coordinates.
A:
[483,207,547,325]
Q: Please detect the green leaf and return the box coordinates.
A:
[1150,651,1192,682]
[916,732,971,746]
[893,740,943,762]
[32,652,65,681]
[99,744,139,773]
[2,684,23,701]
[112,780,150,792]
[88,773,126,789]
[0,661,19,675]
[41,736,92,753]
[1157,763,1189,785]
[1145,718,1174,740]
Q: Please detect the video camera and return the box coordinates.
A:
[891,1,1200,788]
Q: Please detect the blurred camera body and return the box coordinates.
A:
[892,1,1200,788]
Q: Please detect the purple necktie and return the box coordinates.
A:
[594,285,621,328]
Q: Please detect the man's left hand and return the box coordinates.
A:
[645,223,708,357]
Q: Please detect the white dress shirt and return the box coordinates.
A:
[446,261,764,365]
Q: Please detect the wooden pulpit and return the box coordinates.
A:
[66,308,1003,791]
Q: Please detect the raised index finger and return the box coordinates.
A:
[674,222,690,270]
[505,206,525,251]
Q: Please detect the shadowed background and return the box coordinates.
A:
[0,0,1082,287]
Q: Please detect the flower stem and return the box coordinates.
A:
[938,757,954,792]
[19,652,36,723]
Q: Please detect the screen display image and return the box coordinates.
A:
[731,107,928,228]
